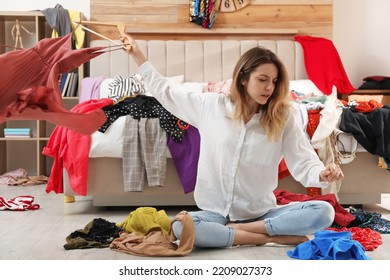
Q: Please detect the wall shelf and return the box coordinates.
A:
[125,25,298,35]
[89,22,298,41]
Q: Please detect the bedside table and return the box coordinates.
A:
[338,89,390,104]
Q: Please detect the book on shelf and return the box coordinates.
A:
[4,132,31,135]
[68,73,76,97]
[4,134,32,138]
[59,73,68,93]
[70,73,79,97]
[3,128,32,137]
[61,73,72,97]
[4,128,31,132]
[60,71,79,97]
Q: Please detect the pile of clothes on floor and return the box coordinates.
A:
[63,198,390,260]
[276,190,389,260]
[0,168,48,186]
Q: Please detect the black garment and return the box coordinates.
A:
[347,207,390,234]
[64,218,122,250]
[100,95,189,142]
[358,76,390,90]
[339,106,390,158]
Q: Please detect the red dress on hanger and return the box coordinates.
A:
[0,33,109,134]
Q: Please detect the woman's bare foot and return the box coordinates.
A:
[267,235,309,246]
[232,228,309,247]
[226,220,267,234]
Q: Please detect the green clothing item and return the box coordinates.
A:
[117,207,171,236]
[302,95,327,104]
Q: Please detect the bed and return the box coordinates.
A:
[62,36,390,207]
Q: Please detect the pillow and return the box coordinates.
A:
[207,79,232,95]
[363,75,390,82]
[289,79,324,96]
[89,116,126,158]
[99,78,115,99]
[289,79,338,98]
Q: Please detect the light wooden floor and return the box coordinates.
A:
[1,183,390,260]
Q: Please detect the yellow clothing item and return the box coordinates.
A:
[111,211,194,257]
[117,207,171,237]
[51,10,85,49]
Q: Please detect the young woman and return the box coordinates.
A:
[121,35,344,248]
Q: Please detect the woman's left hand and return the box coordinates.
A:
[120,34,147,66]
[320,163,344,182]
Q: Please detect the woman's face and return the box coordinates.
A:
[243,63,278,107]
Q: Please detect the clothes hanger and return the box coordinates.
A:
[75,20,127,37]
[72,20,131,50]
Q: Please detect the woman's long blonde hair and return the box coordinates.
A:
[229,47,291,141]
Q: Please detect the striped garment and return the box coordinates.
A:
[108,74,146,102]
[0,195,40,210]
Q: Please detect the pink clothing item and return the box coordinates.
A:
[0,33,109,134]
[207,79,232,95]
[43,98,113,195]
[295,35,355,95]
[0,168,28,185]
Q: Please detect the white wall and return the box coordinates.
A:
[0,0,90,18]
[2,0,390,88]
[333,0,390,87]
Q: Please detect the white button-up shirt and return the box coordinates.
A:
[139,61,327,221]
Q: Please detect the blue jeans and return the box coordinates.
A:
[172,200,335,248]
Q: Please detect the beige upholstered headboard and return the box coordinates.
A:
[89,39,308,82]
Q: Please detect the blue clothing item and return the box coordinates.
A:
[287,230,371,260]
[172,201,335,248]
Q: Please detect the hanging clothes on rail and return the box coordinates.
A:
[0,32,111,134]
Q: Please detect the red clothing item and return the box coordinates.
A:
[278,159,290,180]
[43,98,113,196]
[354,99,384,113]
[0,33,109,134]
[328,227,382,251]
[306,109,321,138]
[274,189,356,227]
[295,35,355,95]
[278,110,322,190]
